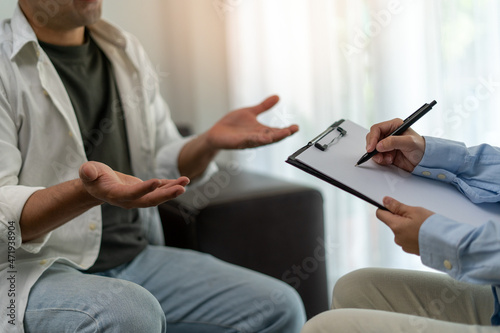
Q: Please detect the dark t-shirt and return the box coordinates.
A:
[39,33,147,273]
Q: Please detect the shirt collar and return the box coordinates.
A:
[10,4,38,60]
[87,20,128,50]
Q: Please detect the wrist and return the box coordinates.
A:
[75,178,104,207]
[178,132,220,179]
[199,131,221,155]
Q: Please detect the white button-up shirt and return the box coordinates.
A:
[0,6,215,332]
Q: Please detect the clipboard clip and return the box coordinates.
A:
[314,127,346,151]
[286,119,346,160]
[310,122,347,151]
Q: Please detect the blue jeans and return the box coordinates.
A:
[24,245,306,332]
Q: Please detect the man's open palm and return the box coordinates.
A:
[206,95,299,150]
[79,161,190,209]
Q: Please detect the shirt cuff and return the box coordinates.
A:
[155,134,218,187]
[155,135,193,180]
[0,185,50,253]
[418,136,468,173]
[419,214,475,278]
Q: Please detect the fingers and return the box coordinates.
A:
[81,163,191,207]
[366,118,403,152]
[383,196,407,216]
[287,124,300,135]
[127,177,191,207]
[376,196,433,255]
[137,184,187,207]
[251,95,280,115]
[269,125,299,140]
[376,197,406,229]
[376,135,419,153]
[255,125,299,146]
[157,176,190,188]
[118,178,162,201]
[122,177,190,203]
[372,151,396,165]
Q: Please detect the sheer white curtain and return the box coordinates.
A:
[223,0,500,292]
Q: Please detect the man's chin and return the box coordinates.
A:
[75,0,103,23]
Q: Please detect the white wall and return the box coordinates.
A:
[0,1,17,19]
[0,0,229,134]
[103,0,230,133]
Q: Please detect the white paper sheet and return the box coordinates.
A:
[294,120,500,227]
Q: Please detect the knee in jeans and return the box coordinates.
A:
[100,283,166,332]
[254,283,306,331]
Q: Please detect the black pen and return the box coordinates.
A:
[355,100,437,167]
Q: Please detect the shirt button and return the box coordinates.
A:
[39,259,47,265]
[437,174,446,180]
[43,89,49,96]
[89,223,97,231]
[422,171,431,176]
[68,131,73,137]
[36,49,41,58]
[444,260,452,270]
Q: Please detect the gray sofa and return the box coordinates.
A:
[158,165,329,319]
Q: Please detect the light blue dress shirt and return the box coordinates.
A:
[414,136,500,325]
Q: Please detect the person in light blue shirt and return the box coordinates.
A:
[301,118,500,333]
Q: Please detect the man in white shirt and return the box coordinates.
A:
[0,1,306,332]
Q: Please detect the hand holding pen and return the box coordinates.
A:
[356,101,436,172]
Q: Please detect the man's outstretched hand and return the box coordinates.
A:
[79,161,190,209]
[204,95,299,150]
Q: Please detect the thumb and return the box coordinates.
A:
[383,196,408,216]
[252,95,280,115]
[79,162,99,182]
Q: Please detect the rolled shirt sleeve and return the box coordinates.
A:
[0,70,49,252]
[150,78,218,186]
[155,134,219,187]
[0,185,47,252]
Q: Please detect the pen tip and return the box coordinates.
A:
[354,164,358,167]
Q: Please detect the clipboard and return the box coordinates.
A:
[286,119,500,227]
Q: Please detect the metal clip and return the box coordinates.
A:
[314,127,346,151]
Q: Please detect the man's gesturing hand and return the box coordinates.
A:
[79,161,190,209]
[205,95,299,150]
[376,196,434,255]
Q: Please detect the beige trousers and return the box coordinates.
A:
[302,268,498,333]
